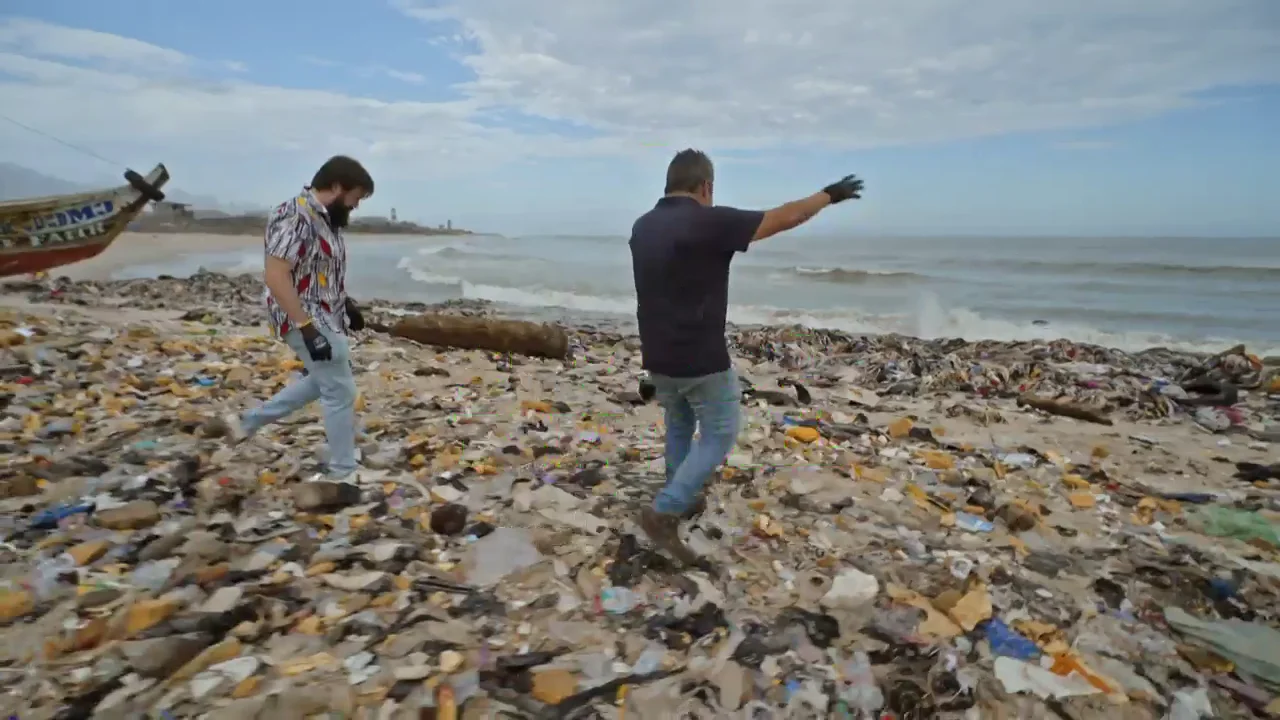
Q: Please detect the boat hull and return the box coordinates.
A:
[0,241,116,277]
[0,164,170,278]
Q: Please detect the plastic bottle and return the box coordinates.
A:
[954,512,994,533]
[598,587,642,614]
[450,669,480,704]
[948,557,975,579]
[837,651,883,714]
[996,452,1038,469]
[331,514,351,537]
[130,559,179,592]
[631,644,666,674]
[29,553,77,599]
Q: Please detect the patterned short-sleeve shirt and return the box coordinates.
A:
[263,188,349,337]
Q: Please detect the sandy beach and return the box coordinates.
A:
[28,232,1280,360]
[13,230,450,283]
[33,232,320,281]
[0,269,1277,717]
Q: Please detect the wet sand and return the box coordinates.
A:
[15,232,412,282]
[24,232,256,281]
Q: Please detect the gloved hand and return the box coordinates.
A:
[639,376,656,402]
[345,298,365,332]
[299,322,333,362]
[822,175,864,204]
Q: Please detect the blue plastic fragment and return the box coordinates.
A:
[983,618,1040,660]
[29,503,94,530]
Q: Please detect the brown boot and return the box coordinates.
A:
[639,507,699,566]
[682,495,707,520]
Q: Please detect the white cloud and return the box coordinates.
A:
[376,67,427,84]
[0,4,1276,206]
[0,17,186,68]
[403,0,1280,151]
[0,20,607,200]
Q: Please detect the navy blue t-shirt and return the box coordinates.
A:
[629,196,765,378]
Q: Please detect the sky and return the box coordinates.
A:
[0,0,1277,237]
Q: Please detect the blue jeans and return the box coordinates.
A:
[240,325,359,477]
[650,369,741,516]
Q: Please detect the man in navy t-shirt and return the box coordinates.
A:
[630,149,864,564]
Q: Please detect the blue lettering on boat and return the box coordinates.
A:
[28,201,114,231]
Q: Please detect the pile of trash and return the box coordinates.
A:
[0,273,1277,718]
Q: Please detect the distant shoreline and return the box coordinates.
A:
[134,226,473,236]
[129,216,473,237]
[15,231,467,282]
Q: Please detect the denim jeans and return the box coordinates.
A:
[240,325,359,477]
[649,369,741,516]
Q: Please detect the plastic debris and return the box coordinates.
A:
[0,272,1275,718]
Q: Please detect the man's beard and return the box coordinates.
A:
[325,202,352,229]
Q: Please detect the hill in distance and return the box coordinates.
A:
[0,162,262,214]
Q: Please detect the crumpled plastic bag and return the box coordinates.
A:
[1193,507,1280,549]
[463,527,543,586]
[993,656,1100,700]
[1164,606,1280,691]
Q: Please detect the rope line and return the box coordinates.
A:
[0,113,123,168]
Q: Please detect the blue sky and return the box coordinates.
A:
[1,0,1278,236]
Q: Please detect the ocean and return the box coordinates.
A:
[114,234,1280,356]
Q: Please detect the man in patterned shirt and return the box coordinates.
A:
[223,156,373,481]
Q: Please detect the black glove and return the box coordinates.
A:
[345,298,365,332]
[299,323,333,362]
[639,376,656,402]
[822,175,864,204]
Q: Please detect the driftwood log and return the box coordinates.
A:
[1017,393,1113,426]
[376,314,570,360]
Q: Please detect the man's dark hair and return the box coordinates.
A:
[311,155,374,197]
[664,149,714,194]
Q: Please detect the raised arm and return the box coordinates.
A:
[753,175,864,243]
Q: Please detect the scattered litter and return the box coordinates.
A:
[0,273,1275,717]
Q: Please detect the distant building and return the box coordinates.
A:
[391,208,397,222]
[446,219,452,230]
[151,201,194,224]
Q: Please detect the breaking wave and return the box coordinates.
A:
[968,258,1280,281]
[393,257,1278,356]
[127,241,1280,359]
[783,266,922,284]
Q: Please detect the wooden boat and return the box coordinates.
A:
[0,164,169,278]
